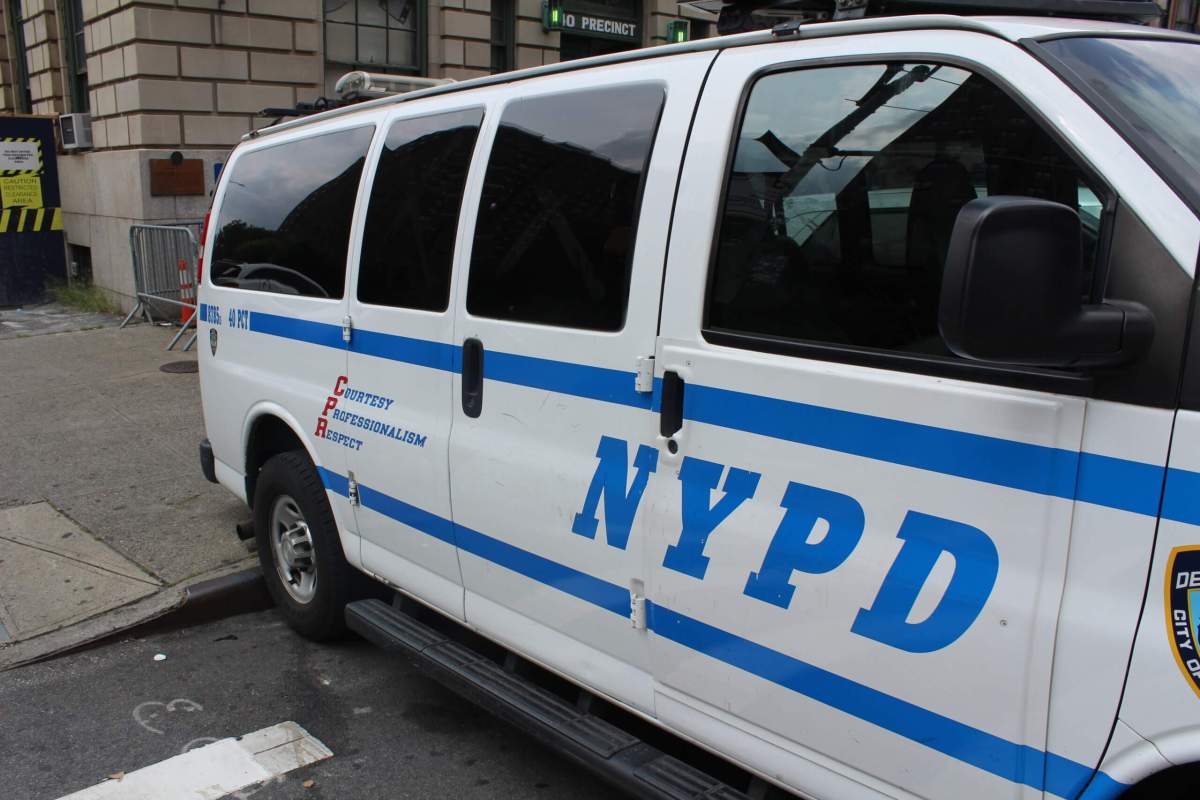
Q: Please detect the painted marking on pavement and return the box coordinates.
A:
[55,721,331,800]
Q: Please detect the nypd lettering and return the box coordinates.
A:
[573,435,1000,654]
[1166,545,1200,698]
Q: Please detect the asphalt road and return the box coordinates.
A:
[1,608,627,800]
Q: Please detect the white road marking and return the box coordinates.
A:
[56,721,332,800]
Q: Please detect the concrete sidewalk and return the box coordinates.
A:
[0,309,252,668]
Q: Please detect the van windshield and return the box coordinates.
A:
[1041,36,1200,212]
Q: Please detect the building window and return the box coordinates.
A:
[7,0,30,112]
[324,0,422,74]
[490,0,514,73]
[63,0,89,113]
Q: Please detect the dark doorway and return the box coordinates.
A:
[0,116,67,306]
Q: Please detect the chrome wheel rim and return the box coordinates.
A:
[269,494,317,604]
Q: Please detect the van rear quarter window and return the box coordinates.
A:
[357,108,484,311]
[211,125,375,300]
[466,83,665,331]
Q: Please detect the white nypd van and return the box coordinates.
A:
[197,10,1200,800]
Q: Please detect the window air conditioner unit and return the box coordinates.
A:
[60,113,93,150]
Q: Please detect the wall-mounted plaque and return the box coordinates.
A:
[149,158,205,196]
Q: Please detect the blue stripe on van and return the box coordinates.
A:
[1161,466,1200,526]
[249,311,346,350]
[313,467,1124,799]
[340,471,631,615]
[245,312,1192,522]
[454,523,632,615]
[647,600,1105,798]
[1076,452,1167,518]
[484,348,656,410]
[686,381,1175,519]
[1076,770,1137,800]
[351,327,459,372]
[684,382,1083,501]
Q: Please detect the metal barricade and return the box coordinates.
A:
[121,223,200,351]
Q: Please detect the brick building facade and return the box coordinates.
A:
[0,0,713,309]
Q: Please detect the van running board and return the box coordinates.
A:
[346,598,753,800]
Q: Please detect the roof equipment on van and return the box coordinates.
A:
[334,71,456,102]
[256,73,458,125]
[258,97,349,122]
[680,0,1163,34]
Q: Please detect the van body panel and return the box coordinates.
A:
[445,51,718,716]
[193,23,1200,800]
[339,100,491,622]
[1116,409,1200,766]
[1085,720,1171,795]
[198,118,379,569]
[1046,400,1175,779]
[651,29,1190,800]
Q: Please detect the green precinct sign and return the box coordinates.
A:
[543,0,640,41]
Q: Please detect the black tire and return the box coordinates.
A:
[254,449,358,641]
[1119,765,1200,800]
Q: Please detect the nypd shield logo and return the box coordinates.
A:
[1166,545,1200,698]
[209,327,218,356]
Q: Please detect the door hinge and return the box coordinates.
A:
[634,356,654,394]
[347,472,360,507]
[630,590,647,630]
[342,315,353,344]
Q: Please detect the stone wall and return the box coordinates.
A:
[83,0,323,150]
[647,0,712,46]
[59,146,227,304]
[428,0,558,81]
[61,1,325,310]
[22,0,64,115]
[0,2,13,111]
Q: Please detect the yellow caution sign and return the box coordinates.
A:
[0,174,43,208]
[0,137,43,176]
[0,206,61,233]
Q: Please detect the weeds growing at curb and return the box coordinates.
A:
[46,280,120,315]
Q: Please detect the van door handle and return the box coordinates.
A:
[660,370,684,438]
[462,337,484,418]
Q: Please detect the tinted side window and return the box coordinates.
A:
[358,108,483,311]
[707,64,1101,357]
[211,126,374,299]
[467,84,665,331]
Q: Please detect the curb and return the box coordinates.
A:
[119,566,274,640]
[1,564,273,671]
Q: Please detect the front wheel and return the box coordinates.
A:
[254,450,358,640]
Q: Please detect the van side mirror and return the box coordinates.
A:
[938,197,1154,368]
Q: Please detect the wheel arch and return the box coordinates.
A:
[1116,761,1200,800]
[242,402,321,509]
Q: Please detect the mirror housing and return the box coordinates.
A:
[939,197,1154,368]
